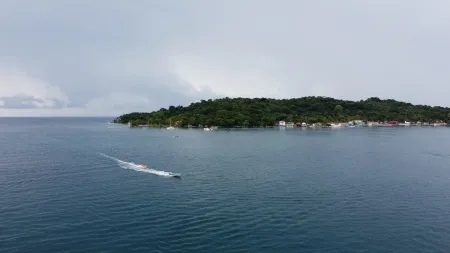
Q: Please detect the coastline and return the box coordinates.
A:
[113,121,448,129]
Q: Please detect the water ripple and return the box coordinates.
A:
[1,120,450,252]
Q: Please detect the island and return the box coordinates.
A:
[113,96,450,128]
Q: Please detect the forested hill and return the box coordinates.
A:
[113,97,450,128]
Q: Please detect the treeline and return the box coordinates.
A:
[113,96,450,128]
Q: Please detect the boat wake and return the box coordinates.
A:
[100,153,181,178]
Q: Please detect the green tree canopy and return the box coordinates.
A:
[114,96,450,128]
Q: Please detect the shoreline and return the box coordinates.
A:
[114,122,448,129]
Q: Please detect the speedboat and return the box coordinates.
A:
[138,164,147,169]
[169,172,181,178]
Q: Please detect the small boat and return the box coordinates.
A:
[138,164,147,169]
[167,118,175,129]
[169,172,181,178]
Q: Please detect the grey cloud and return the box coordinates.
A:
[1,0,450,116]
[0,95,67,109]
[79,73,218,112]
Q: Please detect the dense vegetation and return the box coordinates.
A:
[113,96,450,128]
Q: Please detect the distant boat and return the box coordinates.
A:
[167,118,175,130]
[204,127,211,131]
[399,121,411,126]
[330,123,341,128]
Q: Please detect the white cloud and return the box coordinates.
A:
[0,66,69,109]
[0,92,152,117]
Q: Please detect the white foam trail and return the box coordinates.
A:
[100,153,181,178]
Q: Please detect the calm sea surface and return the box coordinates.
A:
[1,117,450,252]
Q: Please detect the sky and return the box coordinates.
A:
[1,0,450,117]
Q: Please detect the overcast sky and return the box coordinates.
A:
[1,0,449,116]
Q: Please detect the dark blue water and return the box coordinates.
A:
[1,117,450,252]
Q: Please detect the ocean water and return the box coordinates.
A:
[1,117,450,252]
